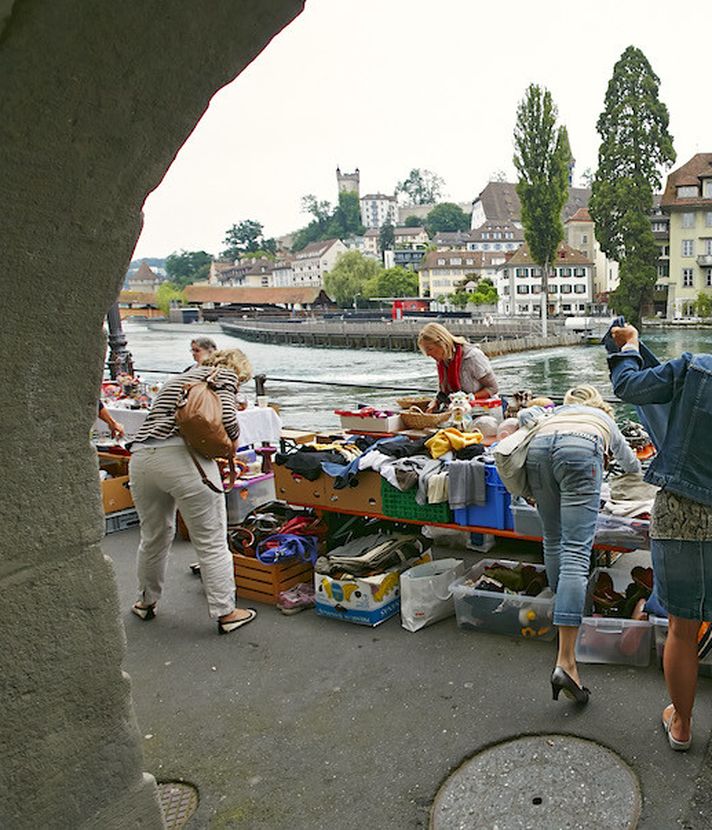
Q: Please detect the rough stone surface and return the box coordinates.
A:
[431,735,641,830]
[0,1,303,827]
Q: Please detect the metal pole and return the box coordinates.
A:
[106,302,134,379]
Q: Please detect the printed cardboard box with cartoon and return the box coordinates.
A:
[315,550,433,627]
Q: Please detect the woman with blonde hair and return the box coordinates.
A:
[519,384,640,703]
[128,347,257,634]
[417,322,498,409]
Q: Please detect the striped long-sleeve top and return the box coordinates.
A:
[130,366,240,447]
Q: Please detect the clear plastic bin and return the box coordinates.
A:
[510,499,543,537]
[227,473,276,524]
[449,558,555,641]
[594,514,650,550]
[575,567,652,667]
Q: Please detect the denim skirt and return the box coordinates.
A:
[651,538,712,620]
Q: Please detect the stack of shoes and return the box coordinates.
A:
[277,582,316,615]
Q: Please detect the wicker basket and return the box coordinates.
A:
[396,396,434,411]
[399,406,449,430]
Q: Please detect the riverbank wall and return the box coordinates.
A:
[220,319,582,355]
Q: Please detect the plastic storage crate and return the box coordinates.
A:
[575,567,652,667]
[105,508,140,534]
[381,480,451,524]
[452,464,513,530]
[510,499,543,537]
[449,558,555,641]
[227,473,276,525]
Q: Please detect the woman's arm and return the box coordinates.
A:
[606,417,641,474]
[609,351,691,405]
[97,402,125,438]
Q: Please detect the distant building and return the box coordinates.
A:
[660,152,712,318]
[471,181,591,229]
[336,166,360,196]
[360,193,397,229]
[496,243,593,317]
[564,207,619,311]
[394,226,429,246]
[209,257,273,287]
[271,256,295,288]
[650,198,671,317]
[126,261,162,292]
[466,221,523,254]
[363,227,380,257]
[291,238,347,286]
[418,250,495,297]
[432,231,470,250]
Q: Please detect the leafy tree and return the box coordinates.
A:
[379,222,395,252]
[448,290,471,309]
[579,167,594,188]
[395,168,445,205]
[364,266,418,299]
[404,215,423,227]
[222,219,276,260]
[589,46,675,328]
[292,192,364,251]
[165,250,212,288]
[513,83,571,336]
[694,291,712,318]
[323,251,382,307]
[425,202,470,235]
[469,277,498,305]
[155,282,186,316]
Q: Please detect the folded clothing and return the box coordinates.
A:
[448,457,488,509]
[315,532,427,578]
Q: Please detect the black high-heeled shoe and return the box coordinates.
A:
[550,667,590,704]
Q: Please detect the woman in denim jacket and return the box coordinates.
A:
[609,323,712,751]
[521,386,640,704]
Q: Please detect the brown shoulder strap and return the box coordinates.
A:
[183,440,237,493]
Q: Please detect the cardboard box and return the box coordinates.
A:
[273,465,326,507]
[322,470,383,514]
[98,451,134,515]
[233,552,313,605]
[315,549,432,627]
[337,413,402,433]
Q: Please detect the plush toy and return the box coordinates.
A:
[448,390,473,431]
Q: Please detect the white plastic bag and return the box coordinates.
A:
[400,558,465,632]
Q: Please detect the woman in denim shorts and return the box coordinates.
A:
[609,324,712,751]
[521,386,641,704]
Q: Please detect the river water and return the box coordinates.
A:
[121,320,712,431]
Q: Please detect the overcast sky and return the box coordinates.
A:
[132,0,709,260]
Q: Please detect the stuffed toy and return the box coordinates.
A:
[448,390,473,431]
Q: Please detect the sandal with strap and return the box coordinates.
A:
[662,705,692,751]
[218,608,257,635]
[131,602,157,621]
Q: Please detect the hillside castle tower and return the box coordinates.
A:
[336,166,360,197]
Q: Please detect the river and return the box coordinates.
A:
[120,320,712,431]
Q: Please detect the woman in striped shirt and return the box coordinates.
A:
[129,348,258,634]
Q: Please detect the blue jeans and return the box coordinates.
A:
[525,433,604,626]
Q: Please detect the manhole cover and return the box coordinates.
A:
[431,734,640,830]
[157,781,199,829]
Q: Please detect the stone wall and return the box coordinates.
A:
[0,1,303,826]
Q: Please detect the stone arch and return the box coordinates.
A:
[0,2,304,826]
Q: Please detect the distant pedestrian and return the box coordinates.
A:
[608,322,712,750]
[128,347,256,634]
[417,322,499,410]
[185,336,217,370]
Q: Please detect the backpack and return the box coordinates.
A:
[175,368,237,493]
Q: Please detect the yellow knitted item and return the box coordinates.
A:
[425,428,483,459]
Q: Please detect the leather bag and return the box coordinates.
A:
[175,368,237,493]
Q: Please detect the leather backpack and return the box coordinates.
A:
[175,368,237,493]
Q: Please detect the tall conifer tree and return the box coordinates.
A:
[513,85,571,337]
[589,46,675,328]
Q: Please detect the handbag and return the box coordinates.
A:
[175,368,237,493]
[400,558,465,632]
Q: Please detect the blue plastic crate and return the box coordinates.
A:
[453,464,513,530]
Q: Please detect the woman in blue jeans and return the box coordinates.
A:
[608,323,712,750]
[521,385,640,703]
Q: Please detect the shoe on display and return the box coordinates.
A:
[277,582,316,615]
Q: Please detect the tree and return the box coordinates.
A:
[404,215,423,227]
[395,168,445,205]
[579,167,594,188]
[379,222,395,252]
[589,46,675,328]
[155,282,186,316]
[364,266,418,300]
[694,291,712,318]
[292,192,364,251]
[513,83,571,337]
[448,290,471,309]
[425,202,470,235]
[165,249,212,287]
[323,250,382,307]
[222,219,276,260]
[469,277,498,305]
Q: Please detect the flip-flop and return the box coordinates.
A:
[131,602,156,621]
[662,705,692,751]
[218,608,257,635]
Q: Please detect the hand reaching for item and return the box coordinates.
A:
[611,324,640,350]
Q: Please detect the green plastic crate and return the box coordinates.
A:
[381,480,451,523]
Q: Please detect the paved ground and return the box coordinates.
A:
[104,528,712,830]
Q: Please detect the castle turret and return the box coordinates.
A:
[336,166,360,197]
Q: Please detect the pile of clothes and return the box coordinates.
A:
[462,561,549,598]
[315,531,428,580]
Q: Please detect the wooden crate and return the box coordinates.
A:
[233,552,313,605]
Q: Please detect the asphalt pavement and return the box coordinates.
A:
[104,528,712,830]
